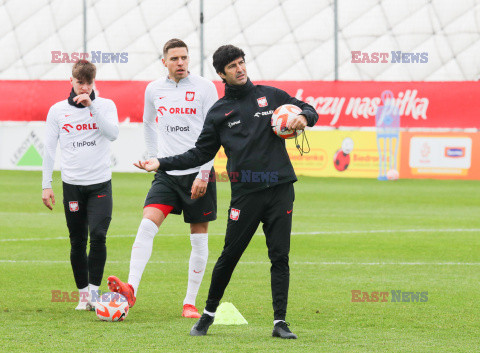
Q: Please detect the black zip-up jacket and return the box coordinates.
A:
[158,78,319,198]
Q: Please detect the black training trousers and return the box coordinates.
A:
[62,180,112,289]
[205,182,295,320]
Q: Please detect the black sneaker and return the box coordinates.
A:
[272,321,298,339]
[190,313,214,336]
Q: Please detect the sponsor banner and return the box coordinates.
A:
[2,124,384,178]
[287,131,384,178]
[400,132,480,179]
[2,123,479,180]
[1,80,479,129]
[213,130,387,179]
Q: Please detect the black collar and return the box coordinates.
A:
[224,78,254,99]
[67,88,96,108]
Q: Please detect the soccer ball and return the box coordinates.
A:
[386,169,399,180]
[271,104,303,139]
[95,292,129,322]
[333,149,350,171]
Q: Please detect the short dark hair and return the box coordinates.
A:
[163,38,188,57]
[212,45,245,74]
[72,60,96,84]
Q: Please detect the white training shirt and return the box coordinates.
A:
[42,97,119,189]
[143,73,218,179]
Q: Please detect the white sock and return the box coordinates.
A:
[183,233,208,306]
[78,286,89,304]
[204,309,215,317]
[274,320,285,325]
[89,284,99,294]
[88,283,100,302]
[88,284,100,305]
[128,218,158,296]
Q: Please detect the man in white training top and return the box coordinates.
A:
[42,60,119,311]
[107,38,218,318]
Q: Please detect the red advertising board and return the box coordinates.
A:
[263,81,479,129]
[0,80,478,129]
[0,80,148,123]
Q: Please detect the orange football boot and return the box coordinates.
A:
[182,304,201,318]
[107,276,136,308]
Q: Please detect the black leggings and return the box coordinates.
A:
[63,181,112,289]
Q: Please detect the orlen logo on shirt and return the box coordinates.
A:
[157,106,197,116]
[62,123,98,133]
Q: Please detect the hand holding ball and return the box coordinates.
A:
[271,104,304,139]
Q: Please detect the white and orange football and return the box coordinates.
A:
[271,104,303,139]
[95,292,129,322]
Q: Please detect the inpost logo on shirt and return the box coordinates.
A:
[11,131,44,167]
[165,125,190,133]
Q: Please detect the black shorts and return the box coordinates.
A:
[144,169,217,224]
[62,180,113,221]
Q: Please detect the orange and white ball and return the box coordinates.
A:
[271,104,303,139]
[95,292,129,322]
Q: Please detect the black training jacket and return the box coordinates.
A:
[158,78,319,198]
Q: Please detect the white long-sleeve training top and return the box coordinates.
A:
[143,73,218,179]
[42,97,119,189]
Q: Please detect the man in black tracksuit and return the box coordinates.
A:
[135,45,318,339]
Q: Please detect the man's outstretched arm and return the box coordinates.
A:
[135,114,221,172]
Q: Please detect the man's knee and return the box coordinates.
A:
[218,245,245,268]
[89,233,107,249]
[70,236,87,253]
[190,222,209,234]
[143,207,166,228]
[268,250,290,265]
[89,217,111,243]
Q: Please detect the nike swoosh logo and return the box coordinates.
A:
[193,270,203,274]
[225,110,234,116]
[98,195,107,198]
[65,114,71,117]
[287,209,293,214]
[159,96,166,99]
[203,211,213,216]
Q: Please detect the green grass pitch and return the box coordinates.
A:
[1,170,479,352]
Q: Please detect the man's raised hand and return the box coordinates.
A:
[73,93,92,107]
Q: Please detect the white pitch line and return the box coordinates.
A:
[1,228,479,242]
[291,228,480,235]
[0,211,52,216]
[0,260,479,266]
